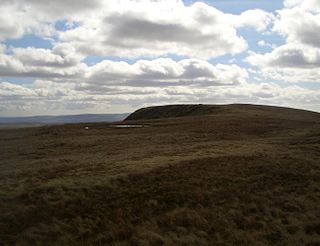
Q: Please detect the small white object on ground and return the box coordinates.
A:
[111,125,143,128]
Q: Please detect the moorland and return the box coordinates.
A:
[1,104,320,245]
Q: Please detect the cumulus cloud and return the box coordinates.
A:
[24,0,102,18]
[1,80,319,116]
[247,43,320,69]
[274,5,320,48]
[0,45,87,78]
[0,0,274,59]
[59,1,251,59]
[12,45,83,68]
[0,2,52,40]
[246,67,320,84]
[0,45,248,86]
[245,0,320,83]
[0,82,36,97]
[88,59,248,86]
[233,9,274,31]
[0,0,102,40]
[284,0,320,11]
[246,43,320,83]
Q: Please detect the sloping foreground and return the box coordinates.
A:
[1,104,320,245]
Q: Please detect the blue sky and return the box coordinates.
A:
[0,0,319,116]
[184,0,284,13]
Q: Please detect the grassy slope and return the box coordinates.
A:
[0,104,320,245]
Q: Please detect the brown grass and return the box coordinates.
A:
[0,104,320,245]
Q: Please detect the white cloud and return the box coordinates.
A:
[1,80,319,116]
[284,0,320,11]
[0,2,54,40]
[274,6,320,48]
[0,0,274,59]
[0,0,103,40]
[246,0,320,83]
[258,40,277,49]
[0,44,6,54]
[0,82,36,97]
[0,46,248,86]
[247,43,320,69]
[88,58,248,86]
[233,9,274,31]
[59,1,251,59]
[0,46,87,78]
[12,46,83,68]
[24,0,102,18]
[246,43,320,83]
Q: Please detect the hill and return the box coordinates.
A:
[1,104,320,245]
[125,104,216,120]
[125,103,319,121]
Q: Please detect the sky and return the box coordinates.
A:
[0,0,320,116]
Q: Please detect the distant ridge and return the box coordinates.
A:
[0,113,129,127]
[125,104,320,121]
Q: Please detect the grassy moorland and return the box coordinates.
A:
[0,104,320,245]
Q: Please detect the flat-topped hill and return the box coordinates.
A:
[125,103,319,121]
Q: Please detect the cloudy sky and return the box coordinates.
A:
[0,0,319,116]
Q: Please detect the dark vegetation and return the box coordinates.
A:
[1,104,320,245]
[124,104,216,120]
